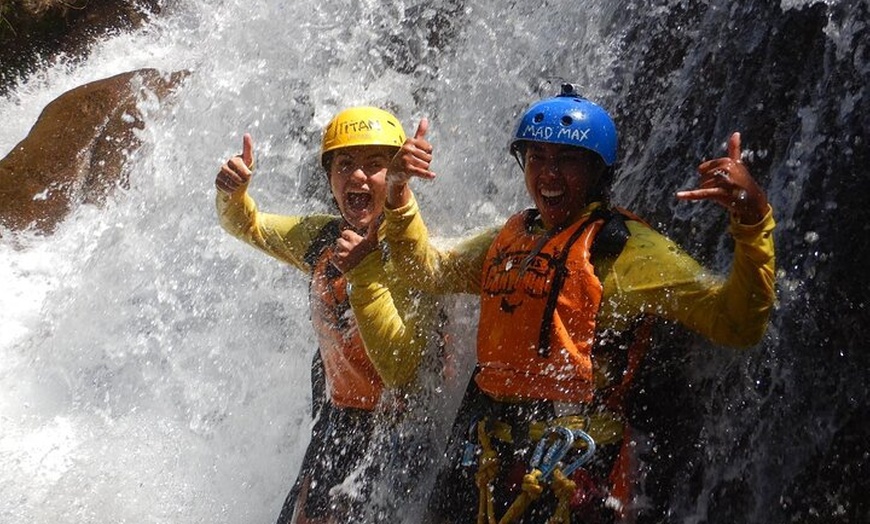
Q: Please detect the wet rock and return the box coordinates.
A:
[0,0,162,96]
[0,68,188,235]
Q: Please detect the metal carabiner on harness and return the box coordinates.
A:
[529,426,575,479]
[461,416,482,467]
[561,428,597,477]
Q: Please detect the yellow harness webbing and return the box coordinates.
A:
[528,414,624,447]
[476,419,499,524]
[472,412,622,524]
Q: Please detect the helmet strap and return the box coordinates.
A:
[512,150,525,171]
[511,142,527,171]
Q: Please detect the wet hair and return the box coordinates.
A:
[321,151,335,173]
[589,164,614,204]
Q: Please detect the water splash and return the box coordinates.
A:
[2,0,868,522]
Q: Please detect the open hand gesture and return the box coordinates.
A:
[677,132,769,224]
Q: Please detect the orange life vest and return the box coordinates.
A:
[472,208,655,521]
[475,209,614,404]
[307,221,384,411]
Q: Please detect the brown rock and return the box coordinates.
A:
[0,68,188,235]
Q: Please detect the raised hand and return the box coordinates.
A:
[215,133,255,194]
[676,132,770,224]
[331,218,381,274]
[386,118,435,208]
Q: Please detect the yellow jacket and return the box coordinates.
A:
[216,190,439,392]
[383,194,776,349]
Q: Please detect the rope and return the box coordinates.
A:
[476,419,499,524]
[547,469,577,524]
[471,417,605,524]
[499,469,544,523]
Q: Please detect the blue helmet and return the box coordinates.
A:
[510,84,617,166]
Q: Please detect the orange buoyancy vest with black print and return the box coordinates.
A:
[475,210,608,404]
[309,243,384,411]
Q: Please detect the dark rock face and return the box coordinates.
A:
[0,0,162,96]
[604,2,870,522]
[0,68,187,235]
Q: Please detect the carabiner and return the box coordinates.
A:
[561,428,597,477]
[460,416,482,467]
[530,426,575,478]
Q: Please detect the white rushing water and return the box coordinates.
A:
[2,0,865,522]
[0,1,611,521]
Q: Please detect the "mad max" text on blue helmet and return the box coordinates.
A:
[510,84,617,166]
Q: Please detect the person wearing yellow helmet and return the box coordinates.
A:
[215,106,443,523]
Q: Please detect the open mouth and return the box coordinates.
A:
[345,191,372,213]
[540,187,565,207]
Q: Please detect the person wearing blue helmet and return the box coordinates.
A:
[377,84,776,523]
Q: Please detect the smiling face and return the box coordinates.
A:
[522,142,606,230]
[327,145,395,231]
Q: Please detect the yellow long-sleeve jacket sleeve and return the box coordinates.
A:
[216,189,437,387]
[383,194,776,349]
[216,190,334,273]
[344,251,440,388]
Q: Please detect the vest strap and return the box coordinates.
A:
[538,208,631,357]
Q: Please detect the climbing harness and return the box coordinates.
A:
[466,417,600,524]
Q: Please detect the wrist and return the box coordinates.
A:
[734,200,769,225]
[387,179,410,209]
[732,203,772,228]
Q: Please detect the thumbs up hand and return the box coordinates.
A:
[386,118,435,208]
[388,118,436,185]
[216,133,255,194]
[330,218,381,274]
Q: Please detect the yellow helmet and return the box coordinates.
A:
[320,106,406,169]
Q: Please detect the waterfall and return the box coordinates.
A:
[1,0,867,522]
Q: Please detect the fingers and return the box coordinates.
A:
[727,131,741,162]
[401,147,436,179]
[403,119,435,178]
[331,224,379,273]
[678,131,769,224]
[242,133,255,168]
[679,155,740,201]
[215,160,250,193]
[675,186,731,202]
[389,119,436,184]
[414,118,429,140]
[215,133,255,194]
[335,229,364,254]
